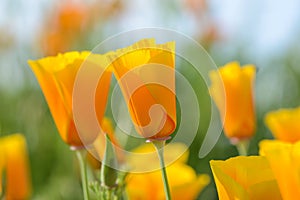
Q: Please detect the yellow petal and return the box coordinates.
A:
[126,142,209,199]
[264,107,300,143]
[259,140,300,199]
[126,163,209,200]
[168,165,210,200]
[210,156,282,200]
[127,142,189,172]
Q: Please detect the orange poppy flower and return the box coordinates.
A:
[209,62,256,141]
[264,107,300,143]
[260,140,300,199]
[0,134,31,200]
[111,39,176,139]
[28,51,112,148]
[210,156,282,200]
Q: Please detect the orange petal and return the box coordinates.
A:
[112,39,176,139]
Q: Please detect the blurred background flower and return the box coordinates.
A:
[209,62,256,143]
[0,134,31,200]
[0,0,300,199]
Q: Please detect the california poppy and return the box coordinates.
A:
[28,51,112,148]
[111,39,176,139]
[209,62,256,142]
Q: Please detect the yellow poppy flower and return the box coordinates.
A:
[209,62,256,141]
[259,140,300,199]
[210,156,282,200]
[28,51,112,148]
[0,134,31,200]
[264,107,300,143]
[126,143,210,200]
[111,39,176,139]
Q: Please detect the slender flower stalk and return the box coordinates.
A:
[235,140,249,156]
[76,150,90,200]
[152,139,171,200]
[100,134,119,200]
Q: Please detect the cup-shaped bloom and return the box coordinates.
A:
[111,39,176,139]
[210,156,282,200]
[28,52,112,148]
[209,62,256,141]
[126,143,209,200]
[260,140,300,199]
[264,107,300,143]
[0,134,31,200]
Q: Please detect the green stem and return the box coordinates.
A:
[152,140,171,200]
[76,150,90,200]
[235,140,249,156]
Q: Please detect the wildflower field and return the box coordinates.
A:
[1,0,300,199]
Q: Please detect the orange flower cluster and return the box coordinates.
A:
[210,66,300,199]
